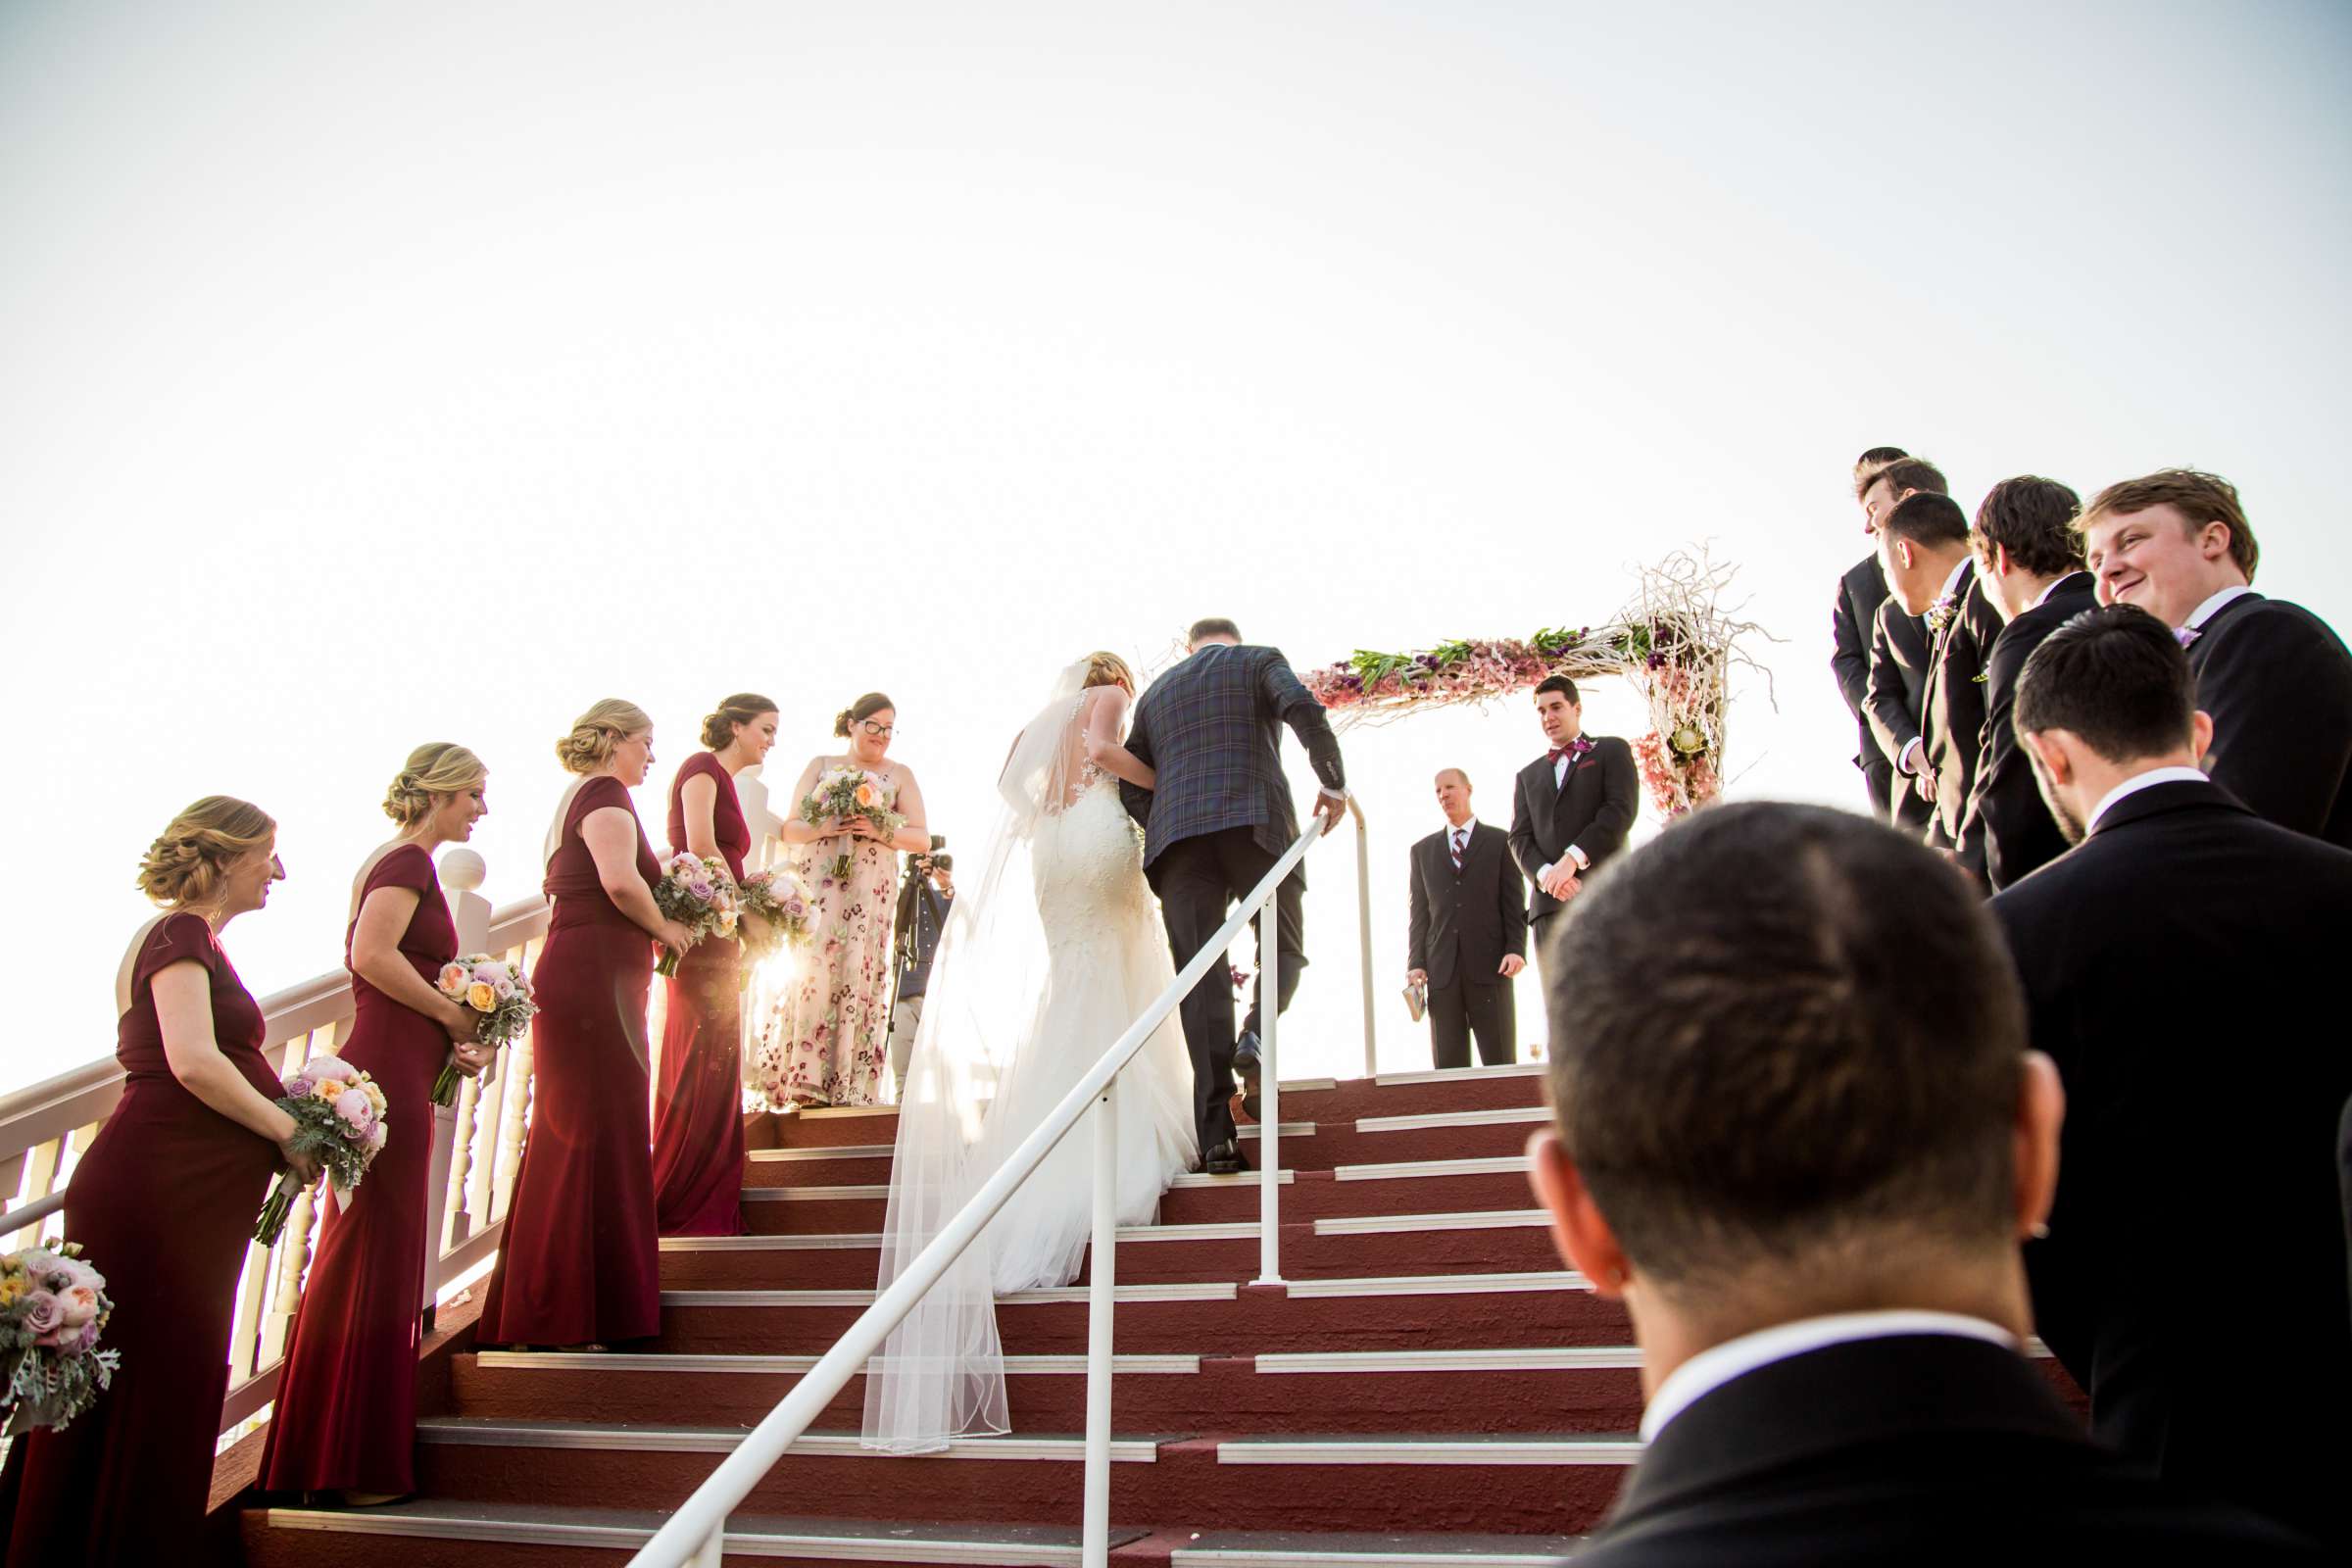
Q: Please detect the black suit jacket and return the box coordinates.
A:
[2185,591,2352,850]
[1862,594,1936,831]
[1406,821,1527,992]
[1574,1334,2321,1565]
[1963,571,2096,890]
[1922,564,2003,877]
[1120,643,1345,872]
[1832,555,1894,777]
[1507,737,1638,922]
[1990,780,2352,1547]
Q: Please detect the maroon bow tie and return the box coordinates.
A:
[1549,738,1594,763]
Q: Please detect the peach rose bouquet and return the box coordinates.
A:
[651,852,742,977]
[255,1054,389,1245]
[0,1241,118,1435]
[798,766,904,880]
[430,954,536,1104]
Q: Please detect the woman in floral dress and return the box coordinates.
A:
[754,692,930,1107]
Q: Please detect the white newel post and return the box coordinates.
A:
[1351,799,1376,1078]
[1082,1080,1118,1568]
[427,849,490,1315]
[1254,874,1285,1287]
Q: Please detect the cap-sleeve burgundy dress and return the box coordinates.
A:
[0,912,282,1564]
[653,751,751,1236]
[259,843,456,1494]
[476,775,662,1346]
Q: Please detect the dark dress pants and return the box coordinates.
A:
[1147,827,1307,1156]
[1430,973,1515,1068]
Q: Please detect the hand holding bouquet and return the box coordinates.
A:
[736,866,814,963]
[430,955,536,1105]
[0,1242,118,1436]
[256,1054,389,1246]
[652,852,742,977]
[799,767,905,879]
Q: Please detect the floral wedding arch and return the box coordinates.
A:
[1300,549,1772,819]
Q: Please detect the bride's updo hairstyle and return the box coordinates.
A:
[384,743,487,826]
[1081,652,1137,693]
[137,796,275,908]
[557,699,654,774]
[834,693,895,739]
[703,693,778,751]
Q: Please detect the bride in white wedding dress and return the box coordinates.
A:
[861,653,1200,1454]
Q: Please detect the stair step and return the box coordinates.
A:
[417,1416,1164,1461]
[247,1497,1128,1566]
[1172,1529,1586,1566]
[1352,1106,1549,1135]
[1216,1434,1641,1465]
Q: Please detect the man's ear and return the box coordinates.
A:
[1527,1128,1633,1300]
[1894,537,1918,573]
[2013,1051,2065,1240]
[2187,710,2214,763]
[1993,542,2015,577]
[2022,729,2073,790]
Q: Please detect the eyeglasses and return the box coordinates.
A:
[860,721,896,738]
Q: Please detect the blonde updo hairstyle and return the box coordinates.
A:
[137,796,276,909]
[702,693,779,752]
[383,743,487,826]
[557,699,655,774]
[1081,652,1137,693]
[834,692,895,739]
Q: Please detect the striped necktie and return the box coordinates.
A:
[1449,826,1467,872]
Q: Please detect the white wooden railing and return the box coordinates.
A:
[0,848,549,1443]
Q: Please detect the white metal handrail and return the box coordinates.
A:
[633,808,1347,1568]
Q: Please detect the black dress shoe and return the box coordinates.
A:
[1203,1139,1246,1175]
[1233,1031,1263,1121]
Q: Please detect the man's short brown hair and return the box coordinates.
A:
[1855,456,1948,502]
[1974,476,2084,579]
[2082,468,2259,582]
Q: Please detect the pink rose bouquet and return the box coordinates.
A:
[736,865,813,964]
[430,954,536,1105]
[255,1053,390,1245]
[0,1241,118,1435]
[798,767,904,880]
[652,852,742,977]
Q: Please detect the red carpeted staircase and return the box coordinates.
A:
[243,1063,1633,1566]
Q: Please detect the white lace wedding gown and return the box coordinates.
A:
[861,669,1199,1453]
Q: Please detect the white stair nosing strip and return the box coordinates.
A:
[792,1105,900,1120]
[1282,1271,1591,1298]
[475,1350,1200,1375]
[662,1233,883,1250]
[1278,1077,1340,1094]
[264,1507,1095,1563]
[748,1143,895,1162]
[416,1420,1158,1462]
[1313,1208,1548,1237]
[1173,1547,1570,1568]
[1169,1169,1295,1189]
[740,1185,888,1201]
[1253,1347,1641,1373]
[1236,1122,1315,1139]
[1217,1437,1640,1466]
[1353,1105,1549,1135]
[1119,1220,1261,1243]
[1372,1063,1549,1087]
[662,1282,1241,1308]
[1333,1155,1529,1183]
[662,1288,878,1307]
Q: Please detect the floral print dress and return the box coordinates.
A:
[752,768,901,1107]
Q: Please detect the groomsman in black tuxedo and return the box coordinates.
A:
[1992,606,2352,1551]
[1959,475,2097,889]
[2079,467,2352,848]
[1831,445,1912,817]
[1406,768,1528,1068]
[1507,676,1637,992]
[1858,456,1949,834]
[1525,802,2317,1564]
[1878,489,2001,879]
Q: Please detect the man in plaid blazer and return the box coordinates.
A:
[1123,619,1349,1173]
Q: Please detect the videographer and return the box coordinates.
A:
[889,837,955,1093]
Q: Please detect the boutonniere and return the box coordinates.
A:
[1926,594,1957,635]
[1569,736,1596,759]
[1971,670,1988,685]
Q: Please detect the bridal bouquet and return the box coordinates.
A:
[799,767,904,879]
[0,1242,118,1436]
[430,955,536,1105]
[256,1054,389,1246]
[653,852,742,977]
[736,865,814,963]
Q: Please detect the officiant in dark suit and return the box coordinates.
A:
[1879,489,2002,880]
[1407,768,1527,1068]
[1123,618,1348,1174]
[1991,605,2352,1551]
[1507,676,1637,999]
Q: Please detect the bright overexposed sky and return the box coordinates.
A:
[5,1,2347,1096]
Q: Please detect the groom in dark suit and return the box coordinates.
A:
[1879,489,2002,880]
[1507,675,1637,999]
[1123,618,1348,1174]
[1407,768,1528,1068]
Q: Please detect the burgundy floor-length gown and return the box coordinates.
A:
[654,751,751,1236]
[476,774,662,1346]
[1,913,283,1565]
[259,844,456,1494]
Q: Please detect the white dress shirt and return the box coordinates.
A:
[2181,582,2256,632]
[1538,747,1592,884]
[1639,1310,2017,1442]
[2087,764,2212,834]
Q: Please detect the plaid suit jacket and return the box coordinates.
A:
[1121,643,1344,871]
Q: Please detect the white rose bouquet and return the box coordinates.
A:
[652,852,742,977]
[255,1054,389,1246]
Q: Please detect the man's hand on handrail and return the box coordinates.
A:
[1311,788,1349,839]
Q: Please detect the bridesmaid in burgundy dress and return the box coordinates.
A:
[2,798,316,1565]
[478,701,692,1348]
[260,744,496,1504]
[654,693,778,1236]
